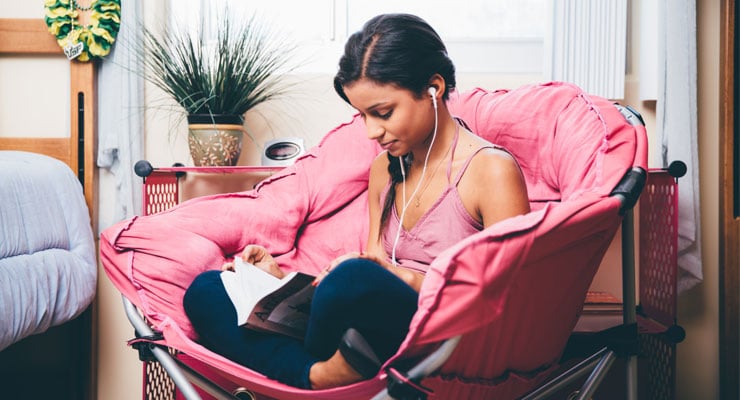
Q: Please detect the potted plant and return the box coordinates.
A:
[139,10,296,166]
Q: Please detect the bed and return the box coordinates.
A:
[0,151,97,350]
[0,18,98,398]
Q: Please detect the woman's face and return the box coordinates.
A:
[343,78,435,157]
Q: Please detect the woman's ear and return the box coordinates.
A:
[427,74,446,99]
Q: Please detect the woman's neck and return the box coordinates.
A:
[409,109,458,168]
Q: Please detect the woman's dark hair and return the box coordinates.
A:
[333,13,456,229]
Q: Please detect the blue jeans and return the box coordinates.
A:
[183,258,419,389]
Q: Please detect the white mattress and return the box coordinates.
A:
[0,151,97,350]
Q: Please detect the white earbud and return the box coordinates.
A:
[428,87,437,109]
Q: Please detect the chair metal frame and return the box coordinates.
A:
[522,106,686,400]
[124,296,461,400]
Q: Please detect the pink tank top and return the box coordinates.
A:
[381,131,492,274]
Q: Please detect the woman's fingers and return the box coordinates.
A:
[241,244,264,264]
[331,252,360,268]
[358,252,392,269]
[312,266,331,287]
[221,262,235,272]
[241,244,274,266]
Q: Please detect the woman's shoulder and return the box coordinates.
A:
[475,145,518,164]
[460,132,518,168]
[368,151,391,192]
[460,137,531,225]
[469,146,522,180]
[458,133,523,184]
[370,151,390,176]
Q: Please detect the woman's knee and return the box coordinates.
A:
[321,258,386,288]
[313,259,393,311]
[183,270,228,323]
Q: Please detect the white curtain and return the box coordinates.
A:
[548,0,628,100]
[656,0,702,292]
[97,0,144,230]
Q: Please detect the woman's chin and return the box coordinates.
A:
[385,146,407,158]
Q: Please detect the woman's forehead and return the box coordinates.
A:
[344,79,414,107]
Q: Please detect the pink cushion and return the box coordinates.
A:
[450,82,640,205]
[101,114,381,338]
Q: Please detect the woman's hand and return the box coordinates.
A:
[310,251,424,292]
[356,252,393,269]
[223,244,285,279]
[359,253,425,292]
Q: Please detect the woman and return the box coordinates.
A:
[184,13,530,390]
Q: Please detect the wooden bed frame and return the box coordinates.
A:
[0,18,97,400]
[0,18,97,221]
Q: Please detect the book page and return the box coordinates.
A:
[248,273,316,339]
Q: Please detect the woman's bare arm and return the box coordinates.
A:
[467,148,530,228]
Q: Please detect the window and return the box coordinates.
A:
[171,0,628,98]
[170,0,546,74]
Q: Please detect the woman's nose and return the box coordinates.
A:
[366,120,384,140]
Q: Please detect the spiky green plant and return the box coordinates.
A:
[140,11,296,119]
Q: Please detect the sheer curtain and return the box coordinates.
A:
[655,0,702,292]
[97,0,144,230]
[547,0,628,100]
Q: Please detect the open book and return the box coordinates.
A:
[220,257,315,340]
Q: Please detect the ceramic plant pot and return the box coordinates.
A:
[186,114,245,166]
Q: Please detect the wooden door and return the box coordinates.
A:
[720,1,740,399]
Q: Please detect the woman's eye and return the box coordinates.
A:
[377,110,393,120]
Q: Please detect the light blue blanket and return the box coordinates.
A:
[0,151,96,350]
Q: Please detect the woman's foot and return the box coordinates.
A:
[309,329,383,389]
[309,350,364,389]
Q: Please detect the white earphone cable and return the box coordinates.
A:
[391,90,438,266]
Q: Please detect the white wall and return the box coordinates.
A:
[677,0,721,398]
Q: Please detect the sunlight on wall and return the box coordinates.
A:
[0,57,70,138]
[0,0,42,18]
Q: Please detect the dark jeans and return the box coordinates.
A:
[183,258,419,389]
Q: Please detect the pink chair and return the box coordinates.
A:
[100,81,648,399]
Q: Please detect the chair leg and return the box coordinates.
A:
[520,347,613,400]
[621,206,639,400]
[123,296,241,400]
[573,350,616,400]
[371,336,461,400]
[625,354,638,400]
